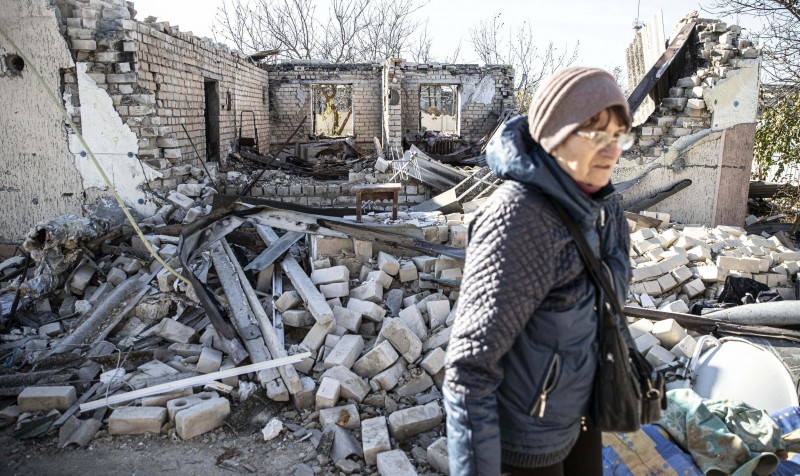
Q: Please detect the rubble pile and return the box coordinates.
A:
[625,215,799,311]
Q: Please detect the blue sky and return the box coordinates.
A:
[130,0,761,71]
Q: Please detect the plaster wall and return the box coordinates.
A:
[0,0,84,242]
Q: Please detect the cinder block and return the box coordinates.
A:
[427,437,450,475]
[108,406,167,435]
[350,280,383,303]
[316,377,341,409]
[17,386,76,412]
[196,347,222,374]
[367,270,393,289]
[310,265,350,285]
[377,251,400,276]
[362,416,391,465]
[320,281,350,298]
[382,318,423,363]
[388,402,443,440]
[426,300,451,330]
[377,449,418,476]
[175,397,230,440]
[275,290,302,312]
[320,365,371,402]
[319,403,360,429]
[670,335,697,359]
[324,335,365,369]
[634,332,659,354]
[166,392,220,420]
[333,306,362,333]
[645,345,676,367]
[398,262,418,283]
[651,319,687,348]
[347,298,386,322]
[398,305,427,339]
[291,376,316,412]
[420,347,446,376]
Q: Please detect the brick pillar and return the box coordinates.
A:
[382,59,403,151]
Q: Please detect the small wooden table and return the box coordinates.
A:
[352,183,402,222]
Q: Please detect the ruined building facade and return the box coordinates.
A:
[0,0,515,242]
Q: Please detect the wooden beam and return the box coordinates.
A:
[79,353,309,412]
[221,238,303,394]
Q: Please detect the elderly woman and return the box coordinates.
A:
[444,67,634,476]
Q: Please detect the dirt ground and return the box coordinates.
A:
[0,399,318,476]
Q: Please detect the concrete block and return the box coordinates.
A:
[670,335,697,359]
[423,326,452,352]
[18,386,76,412]
[398,306,427,339]
[420,347,446,376]
[333,306,362,333]
[367,270,393,289]
[166,392,220,420]
[372,358,407,390]
[141,388,192,407]
[319,403,360,429]
[634,332,659,354]
[671,266,693,285]
[632,263,662,282]
[398,262,418,282]
[434,258,460,278]
[324,335,364,369]
[313,236,354,256]
[682,278,706,298]
[427,437,450,475]
[717,256,765,273]
[395,372,434,396]
[70,264,95,293]
[646,345,676,367]
[107,267,127,286]
[291,376,316,412]
[175,397,230,440]
[282,309,315,327]
[196,347,222,374]
[651,319,688,348]
[388,401,443,439]
[354,239,373,261]
[440,268,462,281]
[320,365,370,402]
[316,377,341,409]
[696,265,728,283]
[658,254,690,274]
[377,251,400,276]
[310,265,350,285]
[320,281,350,299]
[261,418,283,441]
[350,280,383,303]
[656,273,678,293]
[108,406,167,435]
[362,416,391,465]
[168,192,195,210]
[687,245,712,262]
[301,319,337,351]
[412,256,437,273]
[377,450,418,476]
[660,300,689,314]
[353,341,400,378]
[152,318,197,344]
[427,300,451,330]
[275,290,302,312]
[347,298,386,322]
[383,318,423,363]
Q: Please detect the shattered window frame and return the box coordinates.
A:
[311,83,354,138]
[419,84,459,135]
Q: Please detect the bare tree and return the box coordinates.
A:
[214,0,428,63]
[607,65,629,95]
[470,14,579,109]
[410,21,433,64]
[705,0,800,84]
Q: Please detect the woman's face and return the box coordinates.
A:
[551,109,627,188]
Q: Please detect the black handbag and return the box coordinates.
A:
[551,201,666,433]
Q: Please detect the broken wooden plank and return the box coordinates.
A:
[244,231,303,272]
[79,353,309,412]
[221,238,303,395]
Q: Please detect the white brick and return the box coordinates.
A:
[682,278,706,298]
[660,300,689,314]
[382,318,423,363]
[367,270,393,289]
[388,402,443,440]
[333,306,362,333]
[362,416,392,465]
[301,320,336,351]
[350,280,383,303]
[670,335,697,359]
[319,281,350,298]
[377,251,400,276]
[310,265,350,285]
[426,300,451,330]
[320,365,370,402]
[717,256,765,273]
[17,386,76,412]
[274,290,302,312]
[347,298,386,322]
[108,406,167,435]
[419,347,446,375]
[696,265,728,283]
[651,319,687,348]
[645,345,676,367]
[352,341,399,378]
[627,319,654,340]
[319,403,360,429]
[324,335,364,369]
[316,377,341,409]
[196,347,222,374]
[634,332,659,353]
[427,437,450,475]
[377,449,418,476]
[398,262,419,282]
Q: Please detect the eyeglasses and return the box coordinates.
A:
[574,130,636,151]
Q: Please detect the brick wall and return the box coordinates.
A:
[267,62,383,150]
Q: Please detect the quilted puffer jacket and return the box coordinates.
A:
[443,115,632,474]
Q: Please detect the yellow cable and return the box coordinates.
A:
[0,27,191,286]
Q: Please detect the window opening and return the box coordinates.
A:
[312,84,353,137]
[420,84,458,134]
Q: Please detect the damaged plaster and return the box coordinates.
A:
[296,85,307,109]
[705,58,760,129]
[460,75,496,108]
[68,63,159,218]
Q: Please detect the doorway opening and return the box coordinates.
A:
[204,80,220,161]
